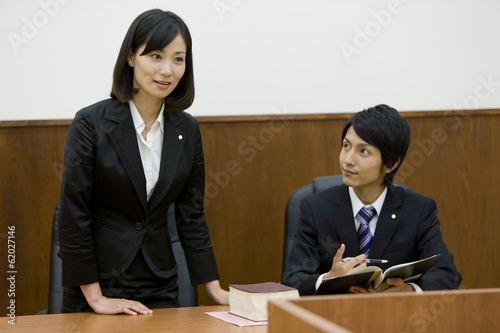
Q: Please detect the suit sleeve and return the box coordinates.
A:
[58,110,100,286]
[413,198,462,290]
[174,119,220,285]
[282,198,324,295]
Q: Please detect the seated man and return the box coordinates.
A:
[282,104,461,295]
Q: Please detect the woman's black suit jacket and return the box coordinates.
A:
[58,98,219,287]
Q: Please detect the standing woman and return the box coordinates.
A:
[58,9,229,314]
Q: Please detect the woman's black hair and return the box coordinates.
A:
[341,104,411,185]
[111,9,194,112]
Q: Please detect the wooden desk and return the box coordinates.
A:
[0,306,267,333]
[268,288,500,332]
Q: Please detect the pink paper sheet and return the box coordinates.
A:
[205,311,268,327]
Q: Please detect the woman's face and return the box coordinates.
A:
[128,34,187,103]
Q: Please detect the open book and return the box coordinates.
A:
[316,254,440,294]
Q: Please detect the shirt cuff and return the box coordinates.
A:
[315,273,327,290]
[408,282,423,293]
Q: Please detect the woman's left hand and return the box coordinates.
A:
[204,280,230,305]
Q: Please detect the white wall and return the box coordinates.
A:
[1,0,499,120]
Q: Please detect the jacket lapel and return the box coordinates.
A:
[370,186,402,258]
[331,185,360,256]
[106,100,148,212]
[148,111,186,210]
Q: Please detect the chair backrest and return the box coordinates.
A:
[47,204,197,313]
[48,204,63,314]
[281,175,343,276]
[166,204,198,307]
[281,175,410,278]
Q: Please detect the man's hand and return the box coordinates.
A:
[323,244,367,280]
[379,278,415,292]
[349,278,414,294]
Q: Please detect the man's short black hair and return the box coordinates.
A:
[341,104,411,185]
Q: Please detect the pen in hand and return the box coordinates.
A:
[342,257,388,264]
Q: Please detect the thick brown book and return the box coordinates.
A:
[316,254,440,295]
[229,282,299,321]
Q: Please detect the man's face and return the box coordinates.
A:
[339,126,392,196]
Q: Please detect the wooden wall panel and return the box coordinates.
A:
[0,123,68,316]
[1,110,499,315]
[196,116,346,306]
[395,111,500,290]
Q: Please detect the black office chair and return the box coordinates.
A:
[281,175,410,277]
[281,175,344,276]
[47,204,63,313]
[167,204,198,307]
[45,203,197,314]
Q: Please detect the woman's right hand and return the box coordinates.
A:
[81,282,152,315]
[88,295,153,315]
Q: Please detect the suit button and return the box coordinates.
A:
[135,222,143,230]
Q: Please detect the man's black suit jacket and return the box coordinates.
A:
[282,184,461,295]
[58,98,219,287]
